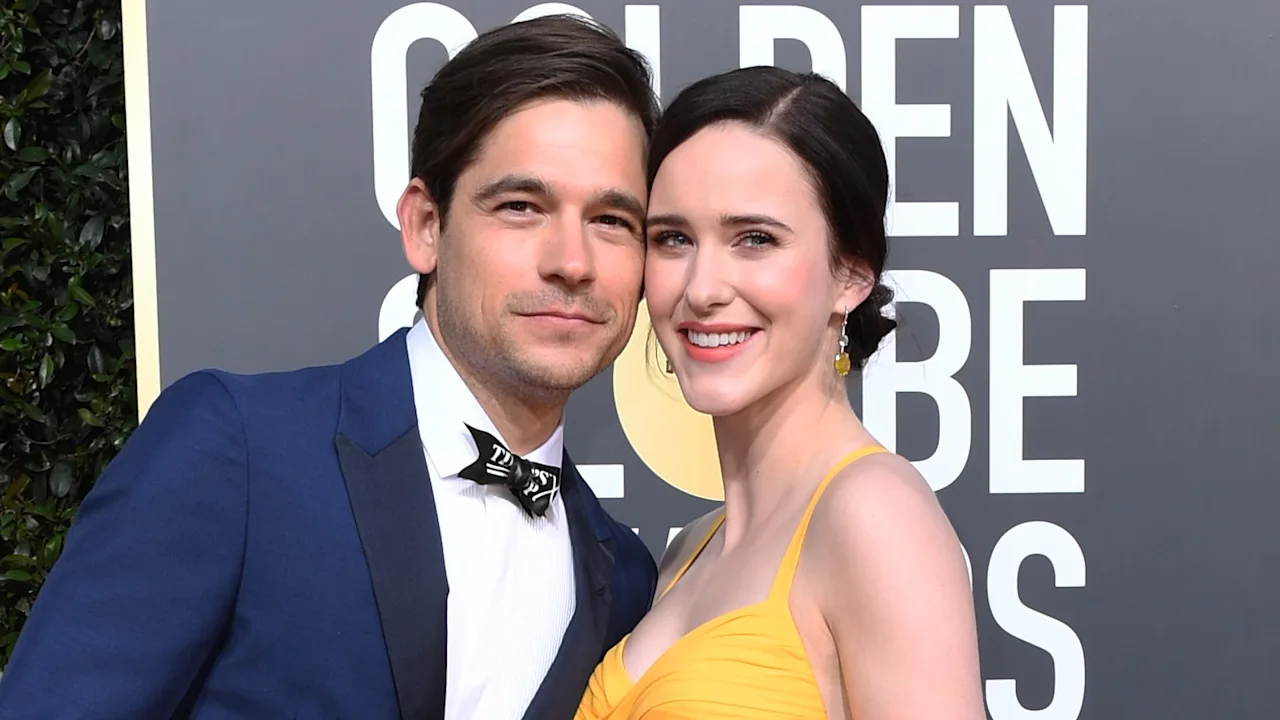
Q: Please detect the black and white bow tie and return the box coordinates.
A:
[457,424,561,518]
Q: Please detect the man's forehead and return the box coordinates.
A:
[470,99,646,162]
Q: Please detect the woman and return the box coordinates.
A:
[577,66,984,719]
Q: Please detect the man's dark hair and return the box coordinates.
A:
[410,14,659,306]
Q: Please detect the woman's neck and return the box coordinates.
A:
[712,375,870,546]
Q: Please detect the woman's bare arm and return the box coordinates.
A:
[809,458,985,719]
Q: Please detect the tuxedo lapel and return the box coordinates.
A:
[334,329,447,720]
[522,458,616,720]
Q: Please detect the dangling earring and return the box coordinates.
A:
[834,309,852,377]
[665,358,674,373]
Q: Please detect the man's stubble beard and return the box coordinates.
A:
[433,286,623,409]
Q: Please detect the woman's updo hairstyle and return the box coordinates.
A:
[647,66,896,371]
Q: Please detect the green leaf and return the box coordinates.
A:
[0,338,22,352]
[49,463,72,498]
[72,163,104,180]
[87,345,106,374]
[77,408,103,427]
[2,475,29,503]
[79,215,105,248]
[111,113,126,130]
[50,325,75,343]
[44,533,63,560]
[15,147,49,162]
[69,285,95,307]
[11,60,31,74]
[6,167,37,193]
[88,75,119,96]
[2,237,28,252]
[25,69,53,99]
[2,570,33,582]
[3,119,19,152]
[38,355,54,387]
[23,403,46,423]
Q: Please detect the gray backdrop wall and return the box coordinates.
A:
[126,1,1280,717]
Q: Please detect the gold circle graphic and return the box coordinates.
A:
[612,300,724,500]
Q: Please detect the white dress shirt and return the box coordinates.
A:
[405,319,576,720]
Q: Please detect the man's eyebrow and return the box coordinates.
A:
[594,189,646,220]
[470,174,555,204]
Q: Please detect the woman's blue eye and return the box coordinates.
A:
[652,231,690,247]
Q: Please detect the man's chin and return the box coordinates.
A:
[507,349,606,392]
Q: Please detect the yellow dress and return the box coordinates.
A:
[576,445,887,719]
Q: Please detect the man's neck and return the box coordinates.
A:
[462,372,564,456]
[421,312,565,456]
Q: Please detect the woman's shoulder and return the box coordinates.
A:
[655,507,724,591]
[805,446,970,604]
[800,447,984,714]
[810,448,953,548]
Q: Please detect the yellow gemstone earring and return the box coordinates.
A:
[834,310,851,377]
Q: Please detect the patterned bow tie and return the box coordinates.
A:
[457,424,561,518]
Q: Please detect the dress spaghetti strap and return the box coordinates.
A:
[767,444,887,601]
[659,511,726,599]
[660,444,887,603]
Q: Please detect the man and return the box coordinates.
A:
[0,15,659,720]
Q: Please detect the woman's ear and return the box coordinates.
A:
[834,258,874,315]
[398,178,441,275]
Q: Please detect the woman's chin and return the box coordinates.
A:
[679,384,753,419]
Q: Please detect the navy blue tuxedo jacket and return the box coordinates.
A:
[0,329,657,719]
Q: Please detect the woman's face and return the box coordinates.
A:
[644,123,865,417]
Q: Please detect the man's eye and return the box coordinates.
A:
[597,215,634,231]
[499,201,533,213]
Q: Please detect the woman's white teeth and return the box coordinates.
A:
[688,331,752,348]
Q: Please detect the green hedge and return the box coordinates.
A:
[0,0,134,668]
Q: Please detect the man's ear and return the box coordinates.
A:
[835,258,874,315]
[398,178,441,275]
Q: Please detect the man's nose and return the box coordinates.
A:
[539,215,596,287]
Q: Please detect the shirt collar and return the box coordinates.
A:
[406,319,565,481]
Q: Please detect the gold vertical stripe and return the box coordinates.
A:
[122,0,160,420]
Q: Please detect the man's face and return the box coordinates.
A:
[402,99,648,401]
